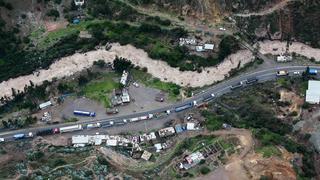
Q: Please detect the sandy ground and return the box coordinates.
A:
[259,40,320,61]
[1,40,320,98]
[0,43,253,98]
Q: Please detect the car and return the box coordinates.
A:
[0,138,4,142]
[293,71,300,75]
[230,81,243,89]
[166,110,171,115]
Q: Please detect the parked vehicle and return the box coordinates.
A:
[130,117,139,122]
[13,134,25,140]
[276,70,289,76]
[246,77,258,84]
[293,71,301,75]
[87,123,101,129]
[230,81,243,90]
[106,109,119,115]
[175,102,193,112]
[203,93,215,102]
[166,110,171,115]
[73,110,96,117]
[308,68,318,75]
[0,138,4,142]
[101,121,114,127]
[59,125,83,133]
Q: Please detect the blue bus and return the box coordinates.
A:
[73,110,96,117]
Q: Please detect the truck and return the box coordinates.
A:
[175,102,193,112]
[73,110,96,117]
[230,81,243,90]
[59,124,83,133]
[130,117,139,122]
[308,68,318,75]
[36,129,54,136]
[246,77,258,84]
[86,123,101,129]
[13,134,25,140]
[203,93,215,102]
[276,70,289,76]
[101,121,114,128]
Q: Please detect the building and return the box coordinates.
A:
[306,80,320,104]
[141,151,152,161]
[196,46,205,52]
[120,71,128,86]
[204,44,214,50]
[181,151,205,169]
[179,38,196,46]
[106,139,118,146]
[154,143,163,152]
[74,0,85,6]
[175,124,185,133]
[72,135,90,146]
[39,101,52,110]
[158,127,176,137]
[121,89,130,103]
[276,54,292,62]
[186,123,196,130]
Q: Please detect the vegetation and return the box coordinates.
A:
[203,79,317,178]
[81,72,120,108]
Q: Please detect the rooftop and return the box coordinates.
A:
[306,80,320,104]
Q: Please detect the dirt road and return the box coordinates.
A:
[234,0,299,17]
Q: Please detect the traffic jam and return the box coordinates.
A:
[2,67,318,142]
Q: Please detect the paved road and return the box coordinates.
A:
[1,65,319,141]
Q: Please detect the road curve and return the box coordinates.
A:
[0,65,318,141]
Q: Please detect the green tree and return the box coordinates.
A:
[113,56,133,73]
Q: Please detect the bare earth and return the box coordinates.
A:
[1,40,320,98]
[259,40,320,61]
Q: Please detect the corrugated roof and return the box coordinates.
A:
[306,81,320,104]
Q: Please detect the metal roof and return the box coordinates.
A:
[306,80,320,104]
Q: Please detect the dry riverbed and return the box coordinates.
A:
[1,40,320,98]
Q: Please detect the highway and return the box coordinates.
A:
[1,65,319,141]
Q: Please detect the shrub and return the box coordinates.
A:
[46,9,60,18]
[200,166,210,175]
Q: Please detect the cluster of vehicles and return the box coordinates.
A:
[4,67,318,142]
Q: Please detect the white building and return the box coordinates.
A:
[276,54,292,62]
[306,80,320,104]
[72,135,89,145]
[204,44,214,50]
[106,139,118,146]
[196,46,205,52]
[39,101,52,110]
[186,123,196,130]
[74,0,85,6]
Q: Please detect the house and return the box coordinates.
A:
[39,101,52,110]
[72,135,89,145]
[182,151,205,169]
[306,80,320,104]
[141,151,152,161]
[158,127,176,137]
[204,44,214,50]
[179,38,196,46]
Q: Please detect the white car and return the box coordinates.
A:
[132,82,139,88]
[0,138,4,142]
[293,71,300,75]
[166,110,171,115]
[219,27,226,31]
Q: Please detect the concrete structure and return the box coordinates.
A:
[72,135,89,145]
[306,80,320,104]
[39,101,52,110]
[141,151,152,161]
[154,143,163,152]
